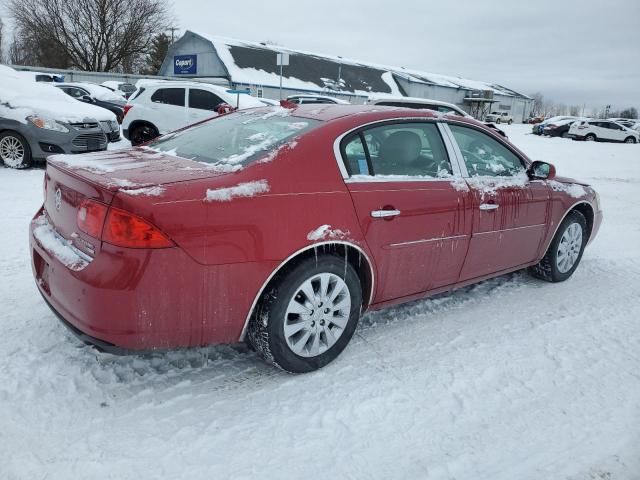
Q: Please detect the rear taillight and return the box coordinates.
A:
[102,207,173,249]
[77,200,172,249]
[77,199,109,238]
[123,104,133,117]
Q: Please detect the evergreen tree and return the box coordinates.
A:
[141,33,171,75]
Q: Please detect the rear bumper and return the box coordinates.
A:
[30,209,276,351]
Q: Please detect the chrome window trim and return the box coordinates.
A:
[332,117,465,183]
[238,240,376,342]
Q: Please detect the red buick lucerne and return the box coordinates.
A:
[30,105,602,373]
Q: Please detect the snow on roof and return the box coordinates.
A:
[187,31,530,100]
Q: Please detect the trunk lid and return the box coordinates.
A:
[44,148,231,259]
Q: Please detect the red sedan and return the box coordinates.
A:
[30,105,602,372]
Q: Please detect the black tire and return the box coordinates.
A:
[496,118,501,124]
[561,131,569,138]
[0,131,32,169]
[624,136,636,144]
[529,210,588,283]
[585,134,596,142]
[508,119,513,125]
[247,255,363,373]
[129,123,159,146]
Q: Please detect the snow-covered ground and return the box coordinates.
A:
[1,125,639,479]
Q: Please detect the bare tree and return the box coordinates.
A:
[530,92,544,115]
[569,105,580,116]
[9,0,168,72]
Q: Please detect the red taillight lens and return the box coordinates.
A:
[103,207,173,249]
[77,199,109,238]
[123,104,133,117]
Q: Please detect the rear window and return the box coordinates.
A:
[146,108,320,168]
[151,88,185,106]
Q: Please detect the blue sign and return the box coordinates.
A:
[174,54,197,75]
[226,89,251,95]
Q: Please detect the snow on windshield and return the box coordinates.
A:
[147,108,318,169]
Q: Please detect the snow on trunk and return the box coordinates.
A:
[205,180,270,202]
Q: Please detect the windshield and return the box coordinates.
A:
[146,108,320,168]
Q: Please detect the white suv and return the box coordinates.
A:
[367,96,472,118]
[122,81,264,145]
[485,111,513,124]
[569,119,639,143]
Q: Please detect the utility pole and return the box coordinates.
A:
[168,26,179,44]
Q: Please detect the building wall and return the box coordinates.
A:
[158,33,229,79]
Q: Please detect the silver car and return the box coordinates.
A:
[0,115,109,169]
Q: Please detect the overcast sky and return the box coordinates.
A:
[173,0,639,110]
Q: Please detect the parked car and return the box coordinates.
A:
[542,118,583,138]
[30,105,602,372]
[55,83,123,140]
[532,116,578,135]
[101,81,137,99]
[286,94,350,105]
[569,120,639,143]
[1,65,113,169]
[121,81,265,145]
[485,111,513,124]
[528,115,545,124]
[367,96,472,117]
[367,96,506,137]
[19,71,65,83]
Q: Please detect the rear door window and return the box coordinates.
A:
[151,88,185,106]
[342,122,452,178]
[188,89,225,111]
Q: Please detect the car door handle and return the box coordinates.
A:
[371,209,401,218]
[479,203,499,211]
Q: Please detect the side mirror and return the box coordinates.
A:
[81,95,94,103]
[528,160,556,180]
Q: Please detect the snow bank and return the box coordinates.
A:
[205,180,270,202]
[307,224,349,241]
[32,215,88,271]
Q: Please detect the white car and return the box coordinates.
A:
[286,94,350,105]
[122,81,264,145]
[569,119,639,143]
[485,111,513,124]
[101,81,136,98]
[367,96,472,118]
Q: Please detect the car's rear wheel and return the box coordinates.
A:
[508,119,513,125]
[585,134,596,142]
[496,118,501,124]
[624,136,636,144]
[248,255,362,373]
[129,124,159,146]
[0,131,32,169]
[529,210,587,282]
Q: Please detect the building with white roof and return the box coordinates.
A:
[158,31,533,122]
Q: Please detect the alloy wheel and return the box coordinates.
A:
[283,272,351,357]
[0,136,25,168]
[556,222,583,273]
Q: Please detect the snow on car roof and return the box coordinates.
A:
[57,82,125,102]
[0,65,116,123]
[188,31,531,99]
[287,94,350,104]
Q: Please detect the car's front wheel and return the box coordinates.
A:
[585,134,596,142]
[508,119,513,125]
[529,210,587,282]
[0,131,32,169]
[248,255,363,373]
